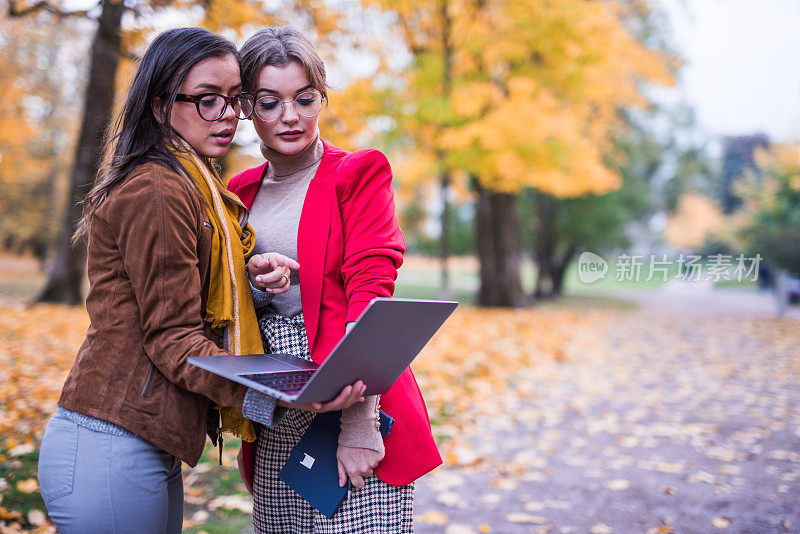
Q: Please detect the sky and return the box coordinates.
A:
[659,0,800,142]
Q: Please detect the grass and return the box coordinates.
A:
[396,254,643,308]
[186,514,255,534]
[0,445,48,528]
[182,440,254,534]
[535,294,640,310]
[713,278,758,289]
[393,283,476,303]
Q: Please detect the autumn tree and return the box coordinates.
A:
[367,0,673,306]
[0,16,82,262]
[7,0,344,304]
[520,118,661,297]
[738,143,800,274]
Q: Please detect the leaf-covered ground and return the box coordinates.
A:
[414,310,800,533]
[1,290,798,533]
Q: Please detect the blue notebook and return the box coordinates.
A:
[279,410,394,518]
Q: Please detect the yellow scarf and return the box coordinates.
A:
[172,142,262,442]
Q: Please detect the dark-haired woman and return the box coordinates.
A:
[230,26,442,533]
[36,27,364,534]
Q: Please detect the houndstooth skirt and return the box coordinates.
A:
[253,312,414,534]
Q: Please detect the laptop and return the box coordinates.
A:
[187,297,458,404]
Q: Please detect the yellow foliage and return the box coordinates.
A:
[729,142,800,220]
[319,78,389,151]
[753,143,800,189]
[450,82,502,119]
[372,0,674,197]
[201,0,273,35]
[664,193,723,250]
[392,150,439,193]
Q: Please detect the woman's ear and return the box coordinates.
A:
[151,97,165,123]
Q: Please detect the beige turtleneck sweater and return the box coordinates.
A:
[250,135,382,452]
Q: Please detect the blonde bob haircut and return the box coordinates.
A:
[240,26,328,101]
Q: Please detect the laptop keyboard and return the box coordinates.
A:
[241,370,315,394]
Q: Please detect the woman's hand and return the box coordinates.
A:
[277,381,367,413]
[247,253,300,294]
[236,446,253,495]
[336,444,385,488]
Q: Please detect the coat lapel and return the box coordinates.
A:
[232,163,267,209]
[298,146,338,357]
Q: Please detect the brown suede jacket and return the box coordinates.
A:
[58,162,248,466]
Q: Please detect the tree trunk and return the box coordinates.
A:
[550,246,576,297]
[475,181,525,307]
[531,191,576,298]
[439,172,451,299]
[533,192,559,299]
[37,0,124,304]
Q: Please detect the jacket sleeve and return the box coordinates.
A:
[338,150,405,448]
[104,166,247,410]
[338,149,406,323]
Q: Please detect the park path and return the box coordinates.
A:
[414,289,800,534]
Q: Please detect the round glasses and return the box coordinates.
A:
[254,91,323,122]
[174,92,255,121]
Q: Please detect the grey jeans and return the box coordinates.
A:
[38,412,183,533]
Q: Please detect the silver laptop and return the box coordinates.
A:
[188,297,458,404]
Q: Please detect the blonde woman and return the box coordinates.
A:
[229,26,441,533]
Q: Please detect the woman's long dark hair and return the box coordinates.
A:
[74,27,239,241]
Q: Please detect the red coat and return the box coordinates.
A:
[228,141,442,486]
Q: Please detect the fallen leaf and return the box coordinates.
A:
[418,510,448,525]
[604,479,630,490]
[27,509,46,526]
[445,524,475,534]
[590,524,613,534]
[492,478,518,491]
[479,524,491,533]
[191,510,210,523]
[712,517,730,528]
[0,506,22,520]
[690,471,716,484]
[9,443,35,457]
[16,478,39,493]
[525,501,545,512]
[655,462,685,474]
[436,492,460,507]
[506,513,548,524]
[717,464,741,475]
[481,493,501,505]
[207,495,252,513]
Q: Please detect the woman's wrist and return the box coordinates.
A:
[338,395,382,451]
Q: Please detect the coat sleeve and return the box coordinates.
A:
[103,166,247,410]
[338,149,406,323]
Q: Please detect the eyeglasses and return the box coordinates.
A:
[174,92,255,121]
[254,91,323,122]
